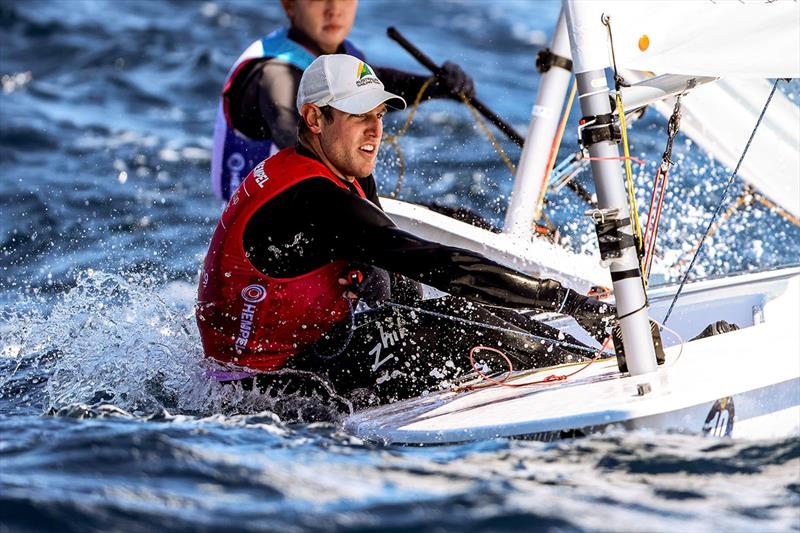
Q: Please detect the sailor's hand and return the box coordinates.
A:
[339,269,364,301]
[561,289,617,344]
[391,272,423,304]
[438,61,475,99]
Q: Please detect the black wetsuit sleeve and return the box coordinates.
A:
[356,175,382,208]
[256,60,302,149]
[313,181,566,310]
[226,58,300,149]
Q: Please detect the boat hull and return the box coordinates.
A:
[345,268,800,444]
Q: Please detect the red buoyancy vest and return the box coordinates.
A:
[196,147,366,371]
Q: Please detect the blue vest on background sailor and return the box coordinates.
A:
[211,28,365,201]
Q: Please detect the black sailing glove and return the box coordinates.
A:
[436,61,475,99]
[391,272,423,305]
[339,266,393,307]
[560,289,617,344]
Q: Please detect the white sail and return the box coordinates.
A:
[621,72,800,219]
[657,78,800,219]
[569,1,800,78]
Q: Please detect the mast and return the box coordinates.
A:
[563,0,658,376]
[502,10,572,238]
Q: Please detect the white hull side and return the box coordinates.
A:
[345,269,800,444]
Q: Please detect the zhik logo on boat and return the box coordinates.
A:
[235,284,267,353]
[355,62,379,87]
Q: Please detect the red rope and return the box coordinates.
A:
[467,335,615,390]
[643,167,662,244]
[584,156,645,165]
[468,346,514,386]
[642,165,671,280]
[587,285,612,299]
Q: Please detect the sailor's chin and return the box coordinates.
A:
[355,163,376,178]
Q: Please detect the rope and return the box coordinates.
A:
[616,96,644,256]
[674,189,800,270]
[752,192,800,227]
[642,94,683,280]
[312,296,356,360]
[663,79,782,326]
[603,16,644,257]
[464,310,689,391]
[383,77,519,198]
[459,93,517,175]
[465,335,615,390]
[382,77,436,198]
[675,191,749,269]
[585,155,645,165]
[384,301,606,357]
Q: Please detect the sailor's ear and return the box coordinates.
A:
[281,0,294,18]
[300,104,323,133]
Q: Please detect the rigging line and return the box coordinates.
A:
[459,92,517,175]
[663,78,782,326]
[675,189,800,270]
[383,76,435,198]
[466,334,615,390]
[584,155,645,165]
[643,167,668,279]
[552,164,587,193]
[617,95,643,256]
[675,190,750,269]
[753,191,800,227]
[311,296,356,361]
[383,301,607,356]
[552,151,579,176]
[602,14,646,291]
[643,95,683,280]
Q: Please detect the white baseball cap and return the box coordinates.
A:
[296,54,406,115]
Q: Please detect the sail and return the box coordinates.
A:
[623,73,800,219]
[568,1,800,78]
[657,78,800,219]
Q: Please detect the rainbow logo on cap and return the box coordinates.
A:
[355,61,380,87]
[357,62,374,80]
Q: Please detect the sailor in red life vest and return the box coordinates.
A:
[212,0,475,201]
[197,54,617,406]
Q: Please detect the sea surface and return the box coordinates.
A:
[1,1,799,531]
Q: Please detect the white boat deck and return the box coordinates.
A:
[345,267,800,444]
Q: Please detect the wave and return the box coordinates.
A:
[0,270,350,422]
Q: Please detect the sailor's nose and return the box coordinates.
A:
[365,115,382,137]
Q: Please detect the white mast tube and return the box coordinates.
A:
[502,10,572,238]
[564,0,657,376]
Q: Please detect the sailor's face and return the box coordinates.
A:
[283,0,357,54]
[319,104,384,181]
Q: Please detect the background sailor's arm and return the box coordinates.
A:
[255,60,303,149]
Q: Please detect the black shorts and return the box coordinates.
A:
[283,296,592,405]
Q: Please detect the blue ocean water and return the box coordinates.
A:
[1,1,799,531]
